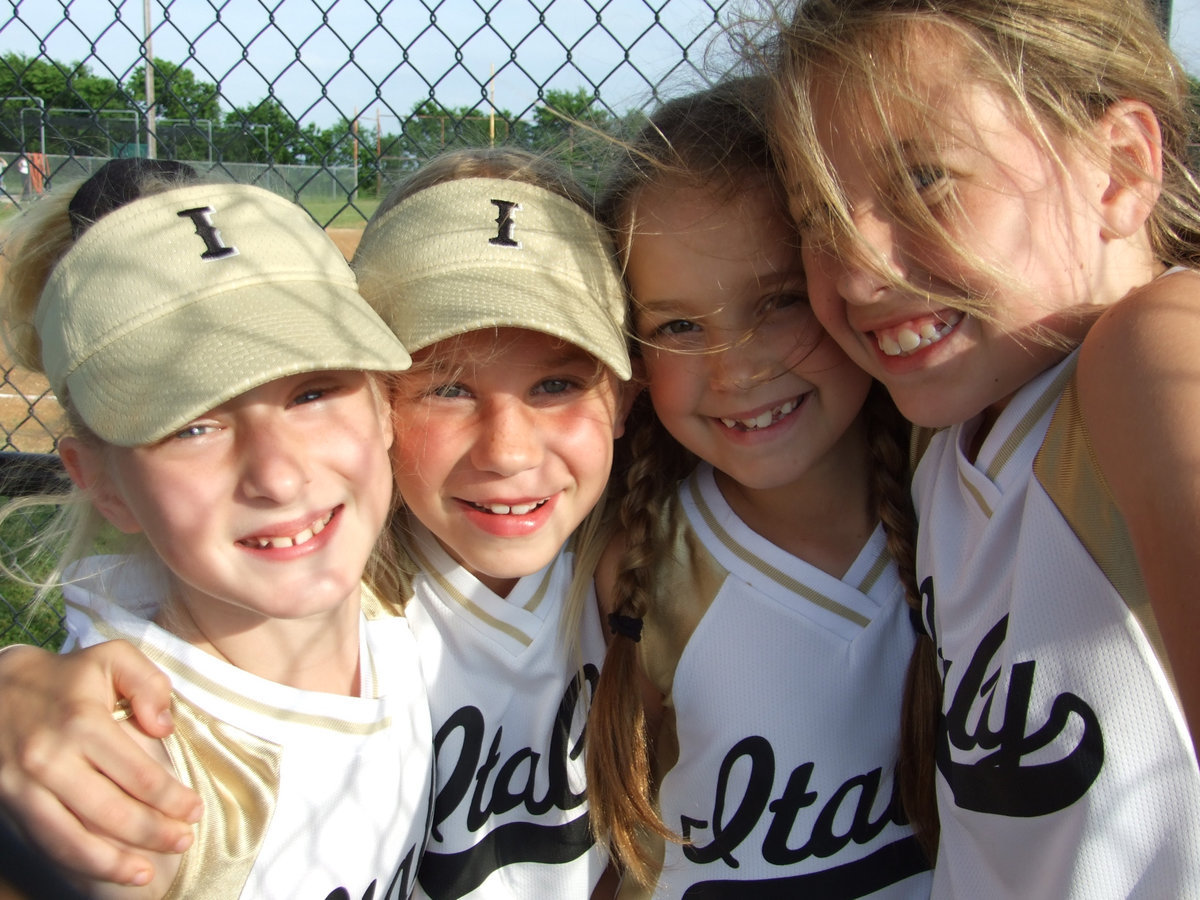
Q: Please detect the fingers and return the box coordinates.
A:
[104,641,176,740]
[15,705,199,851]
[4,785,157,888]
[0,641,202,884]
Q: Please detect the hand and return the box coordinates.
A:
[0,642,202,887]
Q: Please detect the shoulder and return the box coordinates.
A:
[1074,267,1200,585]
[1077,269,1200,451]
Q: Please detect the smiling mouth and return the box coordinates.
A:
[874,311,963,357]
[469,499,550,516]
[719,397,800,432]
[239,509,335,549]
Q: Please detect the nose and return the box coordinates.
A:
[237,416,309,503]
[471,395,542,476]
[709,328,778,393]
[834,207,905,307]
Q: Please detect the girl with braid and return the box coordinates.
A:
[585,76,932,897]
[769,0,1200,893]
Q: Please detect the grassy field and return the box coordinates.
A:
[0,503,68,649]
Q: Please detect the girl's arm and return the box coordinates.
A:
[1078,272,1200,755]
[0,641,202,887]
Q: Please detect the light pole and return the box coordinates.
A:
[143,0,156,158]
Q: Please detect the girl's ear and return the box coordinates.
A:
[58,437,143,534]
[1095,99,1163,241]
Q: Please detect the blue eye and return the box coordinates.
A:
[537,378,573,395]
[173,423,215,440]
[909,166,946,192]
[293,388,324,405]
[432,383,469,399]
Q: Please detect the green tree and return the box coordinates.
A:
[0,53,127,155]
[220,99,301,163]
[531,88,616,188]
[126,59,220,121]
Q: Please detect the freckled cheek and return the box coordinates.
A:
[552,415,617,471]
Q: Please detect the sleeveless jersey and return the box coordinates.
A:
[400,524,608,900]
[913,351,1200,898]
[61,554,435,900]
[634,465,931,899]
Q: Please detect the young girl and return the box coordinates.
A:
[586,77,931,897]
[0,148,635,900]
[0,159,433,898]
[352,147,633,900]
[769,0,1200,894]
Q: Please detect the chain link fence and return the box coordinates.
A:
[0,0,746,647]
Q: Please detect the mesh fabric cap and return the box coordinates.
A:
[353,177,631,380]
[37,182,411,446]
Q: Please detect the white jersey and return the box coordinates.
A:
[401,524,608,900]
[913,352,1200,898]
[637,465,931,899]
[61,555,435,900]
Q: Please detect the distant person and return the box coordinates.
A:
[16,154,30,200]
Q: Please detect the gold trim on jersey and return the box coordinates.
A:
[687,477,871,627]
[163,695,281,898]
[958,357,1078,518]
[1033,369,1173,689]
[856,544,893,595]
[407,540,558,647]
[65,597,395,735]
[957,476,994,519]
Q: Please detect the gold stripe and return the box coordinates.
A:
[909,424,939,469]
[1033,373,1174,686]
[408,542,536,648]
[955,358,1078,519]
[985,357,1078,482]
[165,695,280,898]
[958,470,994,519]
[856,543,891,594]
[688,478,870,627]
[523,564,552,614]
[68,599,393,735]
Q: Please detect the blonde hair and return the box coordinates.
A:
[768,0,1200,319]
[354,145,622,639]
[0,171,186,608]
[587,76,922,884]
[764,0,1200,857]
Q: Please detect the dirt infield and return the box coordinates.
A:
[0,225,368,454]
[327,227,363,260]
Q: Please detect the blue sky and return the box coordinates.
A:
[4,1,1200,129]
[1170,0,1200,72]
[1,0,737,127]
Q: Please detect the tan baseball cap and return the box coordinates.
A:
[352,177,631,380]
[37,182,412,447]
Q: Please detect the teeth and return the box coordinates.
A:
[473,499,548,516]
[720,398,799,431]
[897,328,922,352]
[242,510,334,549]
[876,311,963,358]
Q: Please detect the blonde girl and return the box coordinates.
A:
[352,147,633,900]
[769,0,1200,894]
[586,76,931,897]
[0,159,432,899]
